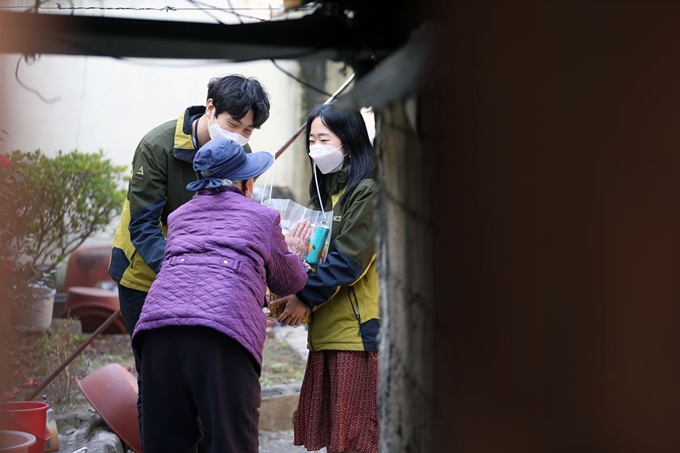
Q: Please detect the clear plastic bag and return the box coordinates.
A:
[265,198,333,266]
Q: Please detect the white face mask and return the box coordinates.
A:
[208,113,249,146]
[309,144,345,174]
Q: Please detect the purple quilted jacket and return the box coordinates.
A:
[132,188,308,366]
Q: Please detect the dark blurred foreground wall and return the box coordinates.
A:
[378,2,680,452]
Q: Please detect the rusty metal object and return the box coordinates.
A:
[63,287,126,334]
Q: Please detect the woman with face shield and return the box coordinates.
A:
[270,103,380,453]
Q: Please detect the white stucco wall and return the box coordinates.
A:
[0,53,303,181]
[0,0,309,196]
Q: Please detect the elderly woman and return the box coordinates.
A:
[132,138,309,453]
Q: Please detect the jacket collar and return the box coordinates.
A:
[326,166,348,195]
[173,105,206,162]
[319,167,348,210]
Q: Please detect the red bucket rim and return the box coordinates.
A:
[0,402,48,412]
[0,402,50,443]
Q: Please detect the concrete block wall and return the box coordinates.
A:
[375,101,434,452]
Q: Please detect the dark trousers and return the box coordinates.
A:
[118,284,146,337]
[138,326,261,453]
[117,284,147,439]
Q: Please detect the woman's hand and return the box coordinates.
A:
[285,220,312,259]
[269,294,310,326]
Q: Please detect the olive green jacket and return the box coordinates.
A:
[298,172,380,352]
[108,106,252,291]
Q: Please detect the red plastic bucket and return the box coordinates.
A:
[0,402,50,453]
[0,430,36,453]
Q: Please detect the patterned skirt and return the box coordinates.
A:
[293,350,380,453]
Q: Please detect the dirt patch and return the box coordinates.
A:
[261,332,307,387]
[2,323,307,414]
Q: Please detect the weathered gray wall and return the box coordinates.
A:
[376,100,434,452]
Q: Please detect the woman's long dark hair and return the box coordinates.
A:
[306,103,373,210]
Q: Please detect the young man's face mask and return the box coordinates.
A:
[208,114,250,146]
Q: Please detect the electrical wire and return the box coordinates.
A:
[183,0,229,24]
[0,0,319,22]
[227,0,244,24]
[271,59,332,96]
[218,2,356,96]
[53,4,180,12]
[0,4,303,12]
[14,54,61,104]
[0,0,322,24]
[181,0,268,22]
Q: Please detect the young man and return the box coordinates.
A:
[107,74,270,438]
[109,74,270,334]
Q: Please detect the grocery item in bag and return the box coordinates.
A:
[305,224,330,266]
[263,198,333,267]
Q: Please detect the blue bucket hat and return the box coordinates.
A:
[186,138,274,191]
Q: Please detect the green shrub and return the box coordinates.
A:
[0,149,126,300]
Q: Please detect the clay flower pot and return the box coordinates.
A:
[75,364,141,453]
[11,284,56,332]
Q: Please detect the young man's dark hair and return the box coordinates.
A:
[207,75,270,129]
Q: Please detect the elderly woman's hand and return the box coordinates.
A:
[269,294,310,326]
[285,220,312,259]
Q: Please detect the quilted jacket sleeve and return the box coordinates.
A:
[265,212,308,297]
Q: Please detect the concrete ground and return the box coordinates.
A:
[56,412,322,453]
[273,324,309,360]
[260,430,321,452]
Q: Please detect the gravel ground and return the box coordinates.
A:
[2,329,307,414]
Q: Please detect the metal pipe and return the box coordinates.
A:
[27,308,122,401]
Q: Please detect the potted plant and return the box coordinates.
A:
[0,152,36,322]
[0,149,126,330]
